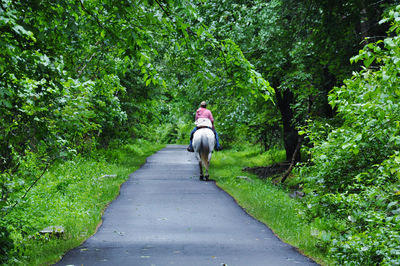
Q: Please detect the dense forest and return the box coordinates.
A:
[1,0,400,264]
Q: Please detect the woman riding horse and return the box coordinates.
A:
[192,122,215,180]
[187,101,221,152]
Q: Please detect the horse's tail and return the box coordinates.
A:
[200,134,210,168]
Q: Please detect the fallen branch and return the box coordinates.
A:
[281,136,303,183]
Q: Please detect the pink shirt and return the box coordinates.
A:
[195,107,214,127]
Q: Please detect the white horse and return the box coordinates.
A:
[192,126,215,181]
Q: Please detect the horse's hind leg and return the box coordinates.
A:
[204,161,209,181]
[199,161,204,180]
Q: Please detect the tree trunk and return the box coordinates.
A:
[321,65,335,118]
[274,86,300,162]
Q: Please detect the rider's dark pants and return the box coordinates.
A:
[189,127,220,148]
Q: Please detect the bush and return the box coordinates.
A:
[0,224,13,264]
[300,6,400,265]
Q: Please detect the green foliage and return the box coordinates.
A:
[3,0,400,264]
[0,224,13,264]
[0,0,128,232]
[300,6,400,265]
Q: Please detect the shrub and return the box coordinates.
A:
[300,6,400,265]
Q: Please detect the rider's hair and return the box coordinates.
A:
[200,101,207,108]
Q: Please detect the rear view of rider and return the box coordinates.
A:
[187,101,222,152]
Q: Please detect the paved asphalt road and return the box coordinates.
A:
[55,145,317,266]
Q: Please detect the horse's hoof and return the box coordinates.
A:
[205,175,209,181]
[200,176,204,180]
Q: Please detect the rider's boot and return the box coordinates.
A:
[212,128,222,151]
[187,144,194,152]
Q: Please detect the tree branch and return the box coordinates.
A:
[154,0,171,18]
[78,0,105,30]
[1,159,53,219]
[78,52,97,78]
[75,40,102,77]
[76,0,120,41]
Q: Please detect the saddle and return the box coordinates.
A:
[195,118,213,129]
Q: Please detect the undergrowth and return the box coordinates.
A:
[2,140,163,265]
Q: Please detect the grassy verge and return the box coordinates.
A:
[210,146,331,265]
[6,140,164,265]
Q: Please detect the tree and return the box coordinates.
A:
[191,0,398,162]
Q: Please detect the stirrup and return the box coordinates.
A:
[187,145,194,152]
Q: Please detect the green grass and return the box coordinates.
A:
[6,140,164,265]
[210,146,331,265]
